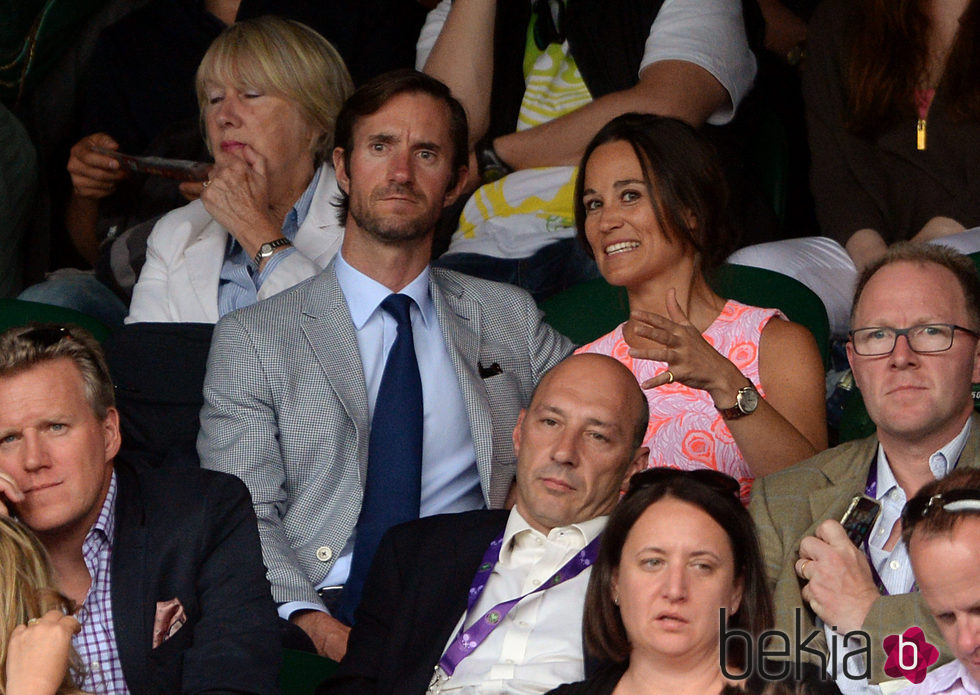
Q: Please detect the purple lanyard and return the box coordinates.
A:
[862,453,956,596]
[436,531,601,677]
[862,459,894,596]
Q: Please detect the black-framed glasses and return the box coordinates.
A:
[848,323,979,356]
[20,325,73,348]
[625,467,740,501]
[901,488,980,528]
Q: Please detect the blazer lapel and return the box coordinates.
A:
[300,265,370,479]
[182,222,227,323]
[405,511,508,694]
[430,272,498,501]
[807,435,878,531]
[294,164,344,268]
[111,465,149,694]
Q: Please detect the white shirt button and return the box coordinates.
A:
[316,546,333,562]
[531,578,541,586]
[889,560,900,571]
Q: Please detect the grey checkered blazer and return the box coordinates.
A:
[198,261,573,606]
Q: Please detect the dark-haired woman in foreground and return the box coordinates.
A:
[574,114,826,502]
[546,469,773,695]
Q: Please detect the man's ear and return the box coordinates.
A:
[333,147,349,194]
[442,165,469,209]
[971,335,980,383]
[512,409,527,457]
[620,447,649,493]
[102,407,122,462]
[845,339,864,390]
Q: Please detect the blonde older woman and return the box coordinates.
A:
[0,517,85,695]
[126,16,354,323]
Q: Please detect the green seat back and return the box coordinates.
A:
[538,277,629,346]
[279,649,337,695]
[0,299,111,342]
[539,264,830,369]
[709,264,830,368]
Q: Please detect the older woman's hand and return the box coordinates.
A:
[626,289,748,405]
[200,145,281,260]
[5,610,81,695]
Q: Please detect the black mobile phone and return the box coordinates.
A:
[840,494,882,546]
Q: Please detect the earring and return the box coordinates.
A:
[613,595,620,606]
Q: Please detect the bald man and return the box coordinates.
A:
[322,354,650,695]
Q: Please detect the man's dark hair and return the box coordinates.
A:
[331,69,469,224]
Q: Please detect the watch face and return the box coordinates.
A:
[738,386,759,413]
[259,243,273,256]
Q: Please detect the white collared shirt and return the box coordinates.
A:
[895,659,980,695]
[430,507,607,694]
[825,418,972,695]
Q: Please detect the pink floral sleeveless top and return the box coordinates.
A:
[576,300,784,503]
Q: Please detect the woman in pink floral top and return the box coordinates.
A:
[573,114,827,502]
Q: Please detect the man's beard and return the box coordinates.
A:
[348,183,440,245]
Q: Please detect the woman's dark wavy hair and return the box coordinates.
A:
[844,0,980,135]
[583,469,774,670]
[574,113,735,277]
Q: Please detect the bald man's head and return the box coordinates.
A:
[513,354,650,533]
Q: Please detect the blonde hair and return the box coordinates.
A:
[0,517,85,695]
[196,16,354,166]
[0,324,114,420]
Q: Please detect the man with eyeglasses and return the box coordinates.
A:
[898,468,980,695]
[751,242,980,693]
[0,324,280,695]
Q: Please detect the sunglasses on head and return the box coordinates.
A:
[625,467,741,501]
[901,488,980,528]
[20,325,73,348]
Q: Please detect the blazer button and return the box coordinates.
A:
[316,546,333,562]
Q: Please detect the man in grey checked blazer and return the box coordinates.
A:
[750,243,980,689]
[198,71,573,661]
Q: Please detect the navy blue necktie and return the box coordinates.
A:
[336,294,424,625]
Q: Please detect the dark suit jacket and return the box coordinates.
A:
[111,461,281,694]
[319,510,510,695]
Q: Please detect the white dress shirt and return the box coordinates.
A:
[825,418,972,695]
[430,507,607,695]
[895,659,980,695]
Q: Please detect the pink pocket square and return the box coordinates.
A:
[153,598,187,648]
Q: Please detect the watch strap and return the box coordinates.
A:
[717,384,759,421]
[253,237,291,266]
[475,135,513,184]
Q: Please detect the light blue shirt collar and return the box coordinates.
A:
[875,416,972,500]
[334,251,435,329]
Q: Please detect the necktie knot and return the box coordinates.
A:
[381,293,414,328]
